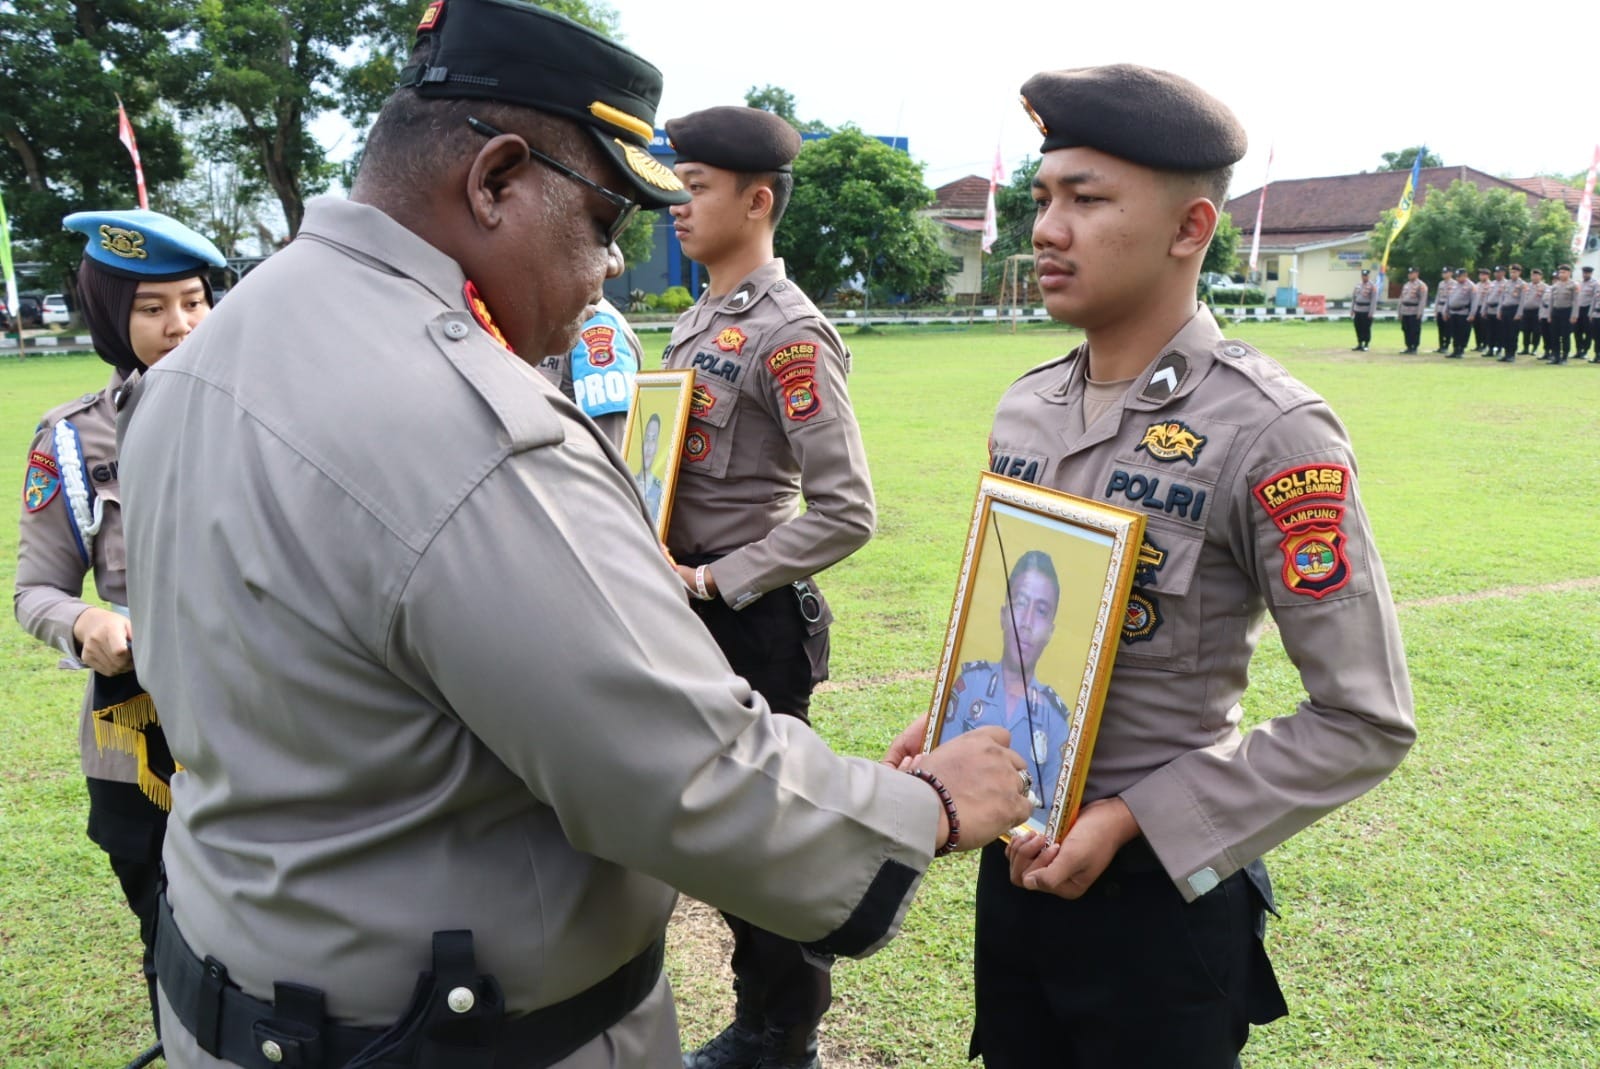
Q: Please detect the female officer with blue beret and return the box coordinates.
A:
[14,208,224,1044]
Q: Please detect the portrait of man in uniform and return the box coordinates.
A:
[621,368,694,539]
[925,478,1145,838]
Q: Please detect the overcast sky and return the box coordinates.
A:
[608,0,1598,200]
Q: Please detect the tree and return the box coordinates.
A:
[0,1,190,288]
[181,0,620,239]
[151,109,283,257]
[1377,146,1443,172]
[743,85,832,135]
[1204,211,1241,278]
[1369,179,1575,281]
[981,156,1039,297]
[777,127,952,303]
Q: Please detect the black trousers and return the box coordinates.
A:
[1451,315,1473,354]
[1576,308,1592,355]
[1400,312,1421,349]
[1435,311,1450,349]
[688,576,833,1031]
[86,777,168,1038]
[1521,314,1541,352]
[1550,314,1574,357]
[1496,309,1517,354]
[970,840,1287,1069]
[1352,312,1372,346]
[1473,313,1491,350]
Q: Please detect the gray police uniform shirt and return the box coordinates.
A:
[1350,280,1378,312]
[662,259,874,609]
[119,197,937,1054]
[986,306,1414,902]
[14,374,140,783]
[941,661,1069,831]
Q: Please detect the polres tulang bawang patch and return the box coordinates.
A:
[1255,462,1355,599]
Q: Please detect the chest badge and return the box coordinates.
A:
[1136,420,1207,464]
[715,327,747,355]
[1123,592,1163,643]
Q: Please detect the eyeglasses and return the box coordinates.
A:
[466,116,639,246]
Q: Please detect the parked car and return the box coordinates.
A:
[1201,271,1250,293]
[16,295,43,328]
[41,294,70,326]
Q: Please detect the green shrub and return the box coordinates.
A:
[658,286,694,313]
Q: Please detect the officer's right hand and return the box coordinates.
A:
[914,727,1031,853]
[73,606,133,675]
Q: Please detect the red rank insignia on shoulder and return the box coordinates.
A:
[418,0,444,30]
[582,324,616,367]
[24,451,61,513]
[462,281,512,352]
[715,327,747,355]
[1254,463,1354,599]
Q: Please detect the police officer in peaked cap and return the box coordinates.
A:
[119,3,1032,1067]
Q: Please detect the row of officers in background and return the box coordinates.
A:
[1359,263,1600,363]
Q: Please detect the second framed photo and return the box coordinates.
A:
[620,369,695,541]
[921,473,1146,841]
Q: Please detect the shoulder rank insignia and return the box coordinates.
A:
[715,327,747,355]
[462,281,512,352]
[1123,591,1162,643]
[726,283,756,310]
[24,451,62,512]
[1136,420,1207,464]
[1139,351,1189,404]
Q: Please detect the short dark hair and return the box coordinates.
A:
[735,170,794,228]
[1009,549,1060,603]
[1167,165,1233,211]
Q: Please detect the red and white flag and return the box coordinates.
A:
[1573,144,1599,258]
[116,97,148,210]
[982,144,1003,253]
[1247,145,1273,274]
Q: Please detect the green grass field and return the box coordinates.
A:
[3,320,1598,1067]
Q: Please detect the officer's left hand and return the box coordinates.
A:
[1005,796,1140,899]
[881,713,929,769]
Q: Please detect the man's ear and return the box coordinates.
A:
[465,134,530,229]
[747,182,774,224]
[1171,196,1218,259]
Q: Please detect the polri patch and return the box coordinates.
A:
[715,327,747,355]
[684,429,711,462]
[1136,420,1207,464]
[1123,592,1162,643]
[24,451,61,513]
[581,324,617,367]
[767,341,817,377]
[783,378,822,422]
[1276,528,1351,599]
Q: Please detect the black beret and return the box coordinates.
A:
[398,0,687,207]
[1360,269,1370,276]
[1019,64,1246,171]
[665,107,802,173]
[1406,266,1419,272]
[1455,269,1469,276]
[1584,265,1594,272]
[1559,263,1573,271]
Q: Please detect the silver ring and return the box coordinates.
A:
[1018,769,1033,795]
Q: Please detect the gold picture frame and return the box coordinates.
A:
[921,473,1146,841]
[621,369,695,541]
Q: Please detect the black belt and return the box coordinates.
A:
[155,895,663,1068]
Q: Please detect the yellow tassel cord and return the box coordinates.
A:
[91,693,180,811]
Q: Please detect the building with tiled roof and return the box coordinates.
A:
[1221,166,1563,301]
[923,175,991,297]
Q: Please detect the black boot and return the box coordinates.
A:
[685,1018,766,1069]
[755,1024,821,1069]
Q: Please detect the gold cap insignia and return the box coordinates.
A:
[99,224,148,260]
[1020,94,1048,137]
[589,100,653,141]
[617,140,684,192]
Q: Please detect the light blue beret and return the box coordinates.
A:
[63,209,226,280]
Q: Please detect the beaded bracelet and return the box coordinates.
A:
[906,767,960,857]
[693,565,712,601]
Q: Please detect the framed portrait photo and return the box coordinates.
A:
[621,369,695,541]
[921,473,1146,841]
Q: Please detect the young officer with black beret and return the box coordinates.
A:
[889,63,1416,1068]
[661,105,875,1069]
